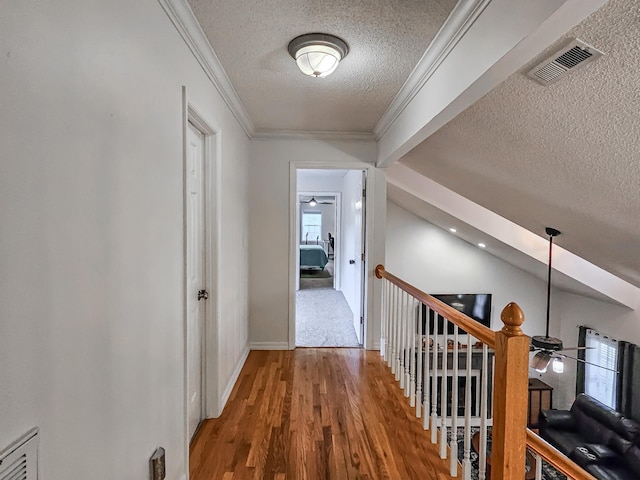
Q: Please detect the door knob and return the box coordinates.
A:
[349,259,355,264]
[198,289,209,300]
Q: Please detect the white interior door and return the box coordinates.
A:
[358,171,367,344]
[352,173,365,344]
[186,122,206,441]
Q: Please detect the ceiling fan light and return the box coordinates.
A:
[288,33,348,78]
[309,197,317,207]
[552,357,564,373]
[532,351,551,373]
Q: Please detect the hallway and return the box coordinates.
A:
[190,349,452,479]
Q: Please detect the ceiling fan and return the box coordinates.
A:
[530,227,594,373]
[300,196,334,206]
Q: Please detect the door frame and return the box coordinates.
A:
[182,87,221,466]
[288,162,379,350]
[296,191,341,291]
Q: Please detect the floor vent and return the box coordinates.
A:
[527,39,603,86]
[0,428,38,480]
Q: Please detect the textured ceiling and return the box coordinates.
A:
[188,0,457,132]
[401,0,640,287]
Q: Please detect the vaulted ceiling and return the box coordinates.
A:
[400,0,640,288]
[181,0,640,301]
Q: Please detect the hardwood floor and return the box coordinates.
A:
[190,349,454,479]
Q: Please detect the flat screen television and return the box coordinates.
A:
[420,294,492,335]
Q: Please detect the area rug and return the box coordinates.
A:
[300,260,334,289]
[300,269,331,279]
[299,276,334,289]
[296,288,359,347]
[454,427,566,480]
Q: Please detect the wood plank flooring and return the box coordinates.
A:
[190,349,453,480]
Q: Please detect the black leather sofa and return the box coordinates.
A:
[539,393,640,480]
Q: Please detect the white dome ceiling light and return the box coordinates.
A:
[288,33,349,78]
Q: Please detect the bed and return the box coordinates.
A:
[300,244,329,270]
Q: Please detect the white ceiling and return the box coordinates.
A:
[401,0,640,288]
[178,0,640,297]
[387,182,616,304]
[187,0,457,133]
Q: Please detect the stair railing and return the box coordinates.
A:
[375,264,596,480]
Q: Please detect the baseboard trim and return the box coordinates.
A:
[219,345,249,413]
[249,341,290,350]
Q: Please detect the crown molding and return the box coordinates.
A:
[373,0,492,140]
[252,129,375,142]
[157,0,255,137]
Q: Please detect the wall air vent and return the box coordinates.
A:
[527,39,603,86]
[0,428,38,480]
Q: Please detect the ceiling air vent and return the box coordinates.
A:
[527,39,603,86]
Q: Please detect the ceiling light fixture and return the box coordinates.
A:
[478,243,486,248]
[532,351,552,373]
[288,33,349,78]
[449,228,457,233]
[308,197,317,207]
[552,357,564,373]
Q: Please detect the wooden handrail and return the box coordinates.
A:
[526,430,598,480]
[375,264,495,347]
[376,264,597,480]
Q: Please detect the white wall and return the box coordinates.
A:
[386,202,640,411]
[339,171,363,330]
[297,173,345,192]
[386,202,550,337]
[0,1,249,479]
[248,139,379,348]
[551,292,640,409]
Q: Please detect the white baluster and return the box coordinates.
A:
[478,343,489,480]
[420,305,432,430]
[431,307,439,444]
[399,290,406,388]
[440,315,448,460]
[384,279,389,359]
[411,298,422,412]
[405,294,412,398]
[462,335,473,480]
[386,280,392,363]
[380,279,386,358]
[450,324,459,476]
[535,451,542,480]
[416,301,423,419]
[392,285,399,375]
[397,288,402,379]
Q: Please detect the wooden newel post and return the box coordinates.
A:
[492,302,530,479]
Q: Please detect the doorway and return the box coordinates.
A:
[293,169,366,348]
[186,121,206,440]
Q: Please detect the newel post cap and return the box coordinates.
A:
[375,264,385,279]
[500,302,525,336]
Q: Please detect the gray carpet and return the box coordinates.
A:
[296,288,360,347]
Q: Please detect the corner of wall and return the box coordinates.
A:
[218,345,250,416]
